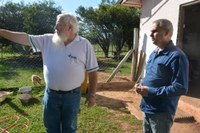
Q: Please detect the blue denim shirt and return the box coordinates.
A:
[141,41,189,115]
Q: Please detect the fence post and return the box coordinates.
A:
[106,49,134,83]
[131,28,139,82]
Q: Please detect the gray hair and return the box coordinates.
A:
[153,19,173,37]
[57,13,78,33]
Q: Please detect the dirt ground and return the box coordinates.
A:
[97,72,200,133]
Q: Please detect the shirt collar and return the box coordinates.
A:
[73,34,81,42]
[154,41,174,55]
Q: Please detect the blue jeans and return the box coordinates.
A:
[43,87,81,133]
[143,112,174,133]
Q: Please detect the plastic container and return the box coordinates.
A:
[19,94,32,104]
[81,71,88,94]
[19,86,32,104]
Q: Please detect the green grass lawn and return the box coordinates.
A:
[0,54,43,88]
[0,53,142,132]
[0,87,142,133]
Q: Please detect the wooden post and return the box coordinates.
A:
[136,51,146,80]
[131,28,139,82]
[106,49,134,83]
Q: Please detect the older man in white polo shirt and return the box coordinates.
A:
[0,13,98,133]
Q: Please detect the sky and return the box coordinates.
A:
[1,0,104,15]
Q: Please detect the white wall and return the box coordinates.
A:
[138,0,195,59]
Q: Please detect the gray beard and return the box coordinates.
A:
[52,33,67,45]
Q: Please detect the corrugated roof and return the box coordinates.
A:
[117,0,142,8]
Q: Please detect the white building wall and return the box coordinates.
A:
[138,0,195,60]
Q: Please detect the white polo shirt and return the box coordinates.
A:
[29,34,99,91]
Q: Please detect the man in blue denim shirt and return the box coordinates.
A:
[135,19,188,133]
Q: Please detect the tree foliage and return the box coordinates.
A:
[76,0,140,57]
[0,2,24,31]
[0,0,62,53]
[22,0,61,34]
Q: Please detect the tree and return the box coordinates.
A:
[0,2,24,31]
[0,0,62,54]
[110,5,140,57]
[76,5,112,58]
[76,0,140,58]
[22,0,62,34]
[0,2,25,53]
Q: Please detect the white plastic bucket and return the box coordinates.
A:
[19,86,32,96]
[19,86,32,103]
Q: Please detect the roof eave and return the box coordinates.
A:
[117,0,142,8]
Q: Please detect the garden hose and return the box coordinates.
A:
[0,113,30,133]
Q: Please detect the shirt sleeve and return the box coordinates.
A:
[148,53,189,97]
[28,34,46,53]
[85,41,99,72]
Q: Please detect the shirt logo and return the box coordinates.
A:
[68,54,77,60]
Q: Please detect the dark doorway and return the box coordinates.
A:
[178,1,200,98]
